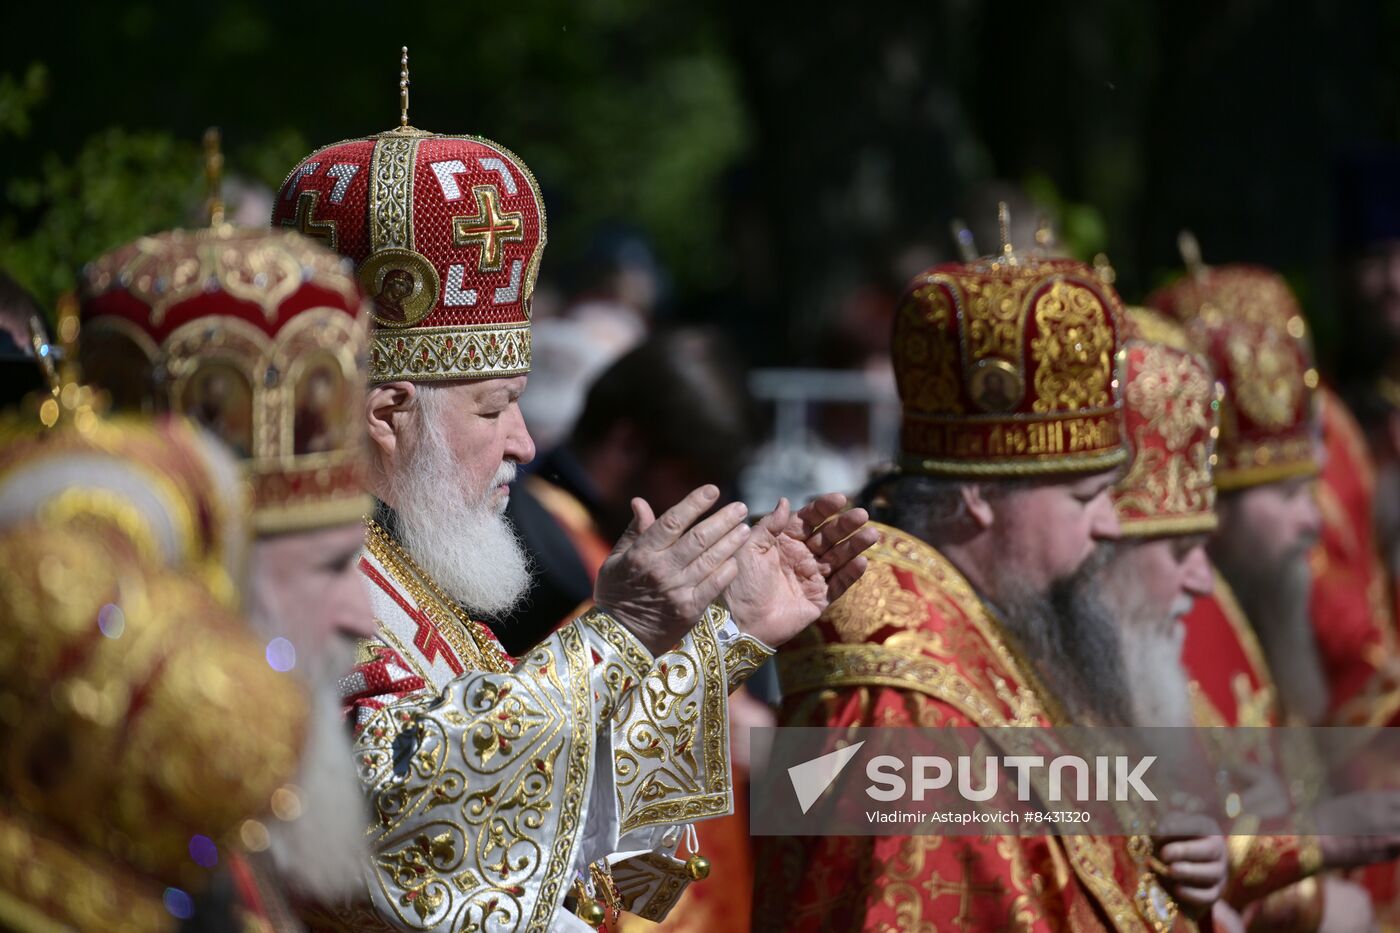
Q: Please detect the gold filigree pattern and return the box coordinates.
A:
[1147,264,1319,492]
[893,283,963,415]
[1031,279,1115,414]
[353,628,593,931]
[608,852,690,922]
[893,258,1126,477]
[721,631,775,689]
[1114,311,1221,536]
[370,323,531,382]
[369,135,418,251]
[342,599,747,930]
[613,605,732,833]
[1225,328,1302,431]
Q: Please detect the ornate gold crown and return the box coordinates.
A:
[1147,258,1319,491]
[892,249,1128,477]
[77,226,372,534]
[1113,308,1221,536]
[0,523,306,932]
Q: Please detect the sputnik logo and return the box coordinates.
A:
[788,741,865,814]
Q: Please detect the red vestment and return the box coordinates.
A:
[1180,577,1324,914]
[759,524,1192,932]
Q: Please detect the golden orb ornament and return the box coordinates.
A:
[578,899,606,928]
[685,854,711,881]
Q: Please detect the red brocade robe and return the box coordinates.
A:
[1179,577,1325,920]
[758,523,1191,932]
[1311,388,1400,727]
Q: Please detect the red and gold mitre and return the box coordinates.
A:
[1146,264,1320,490]
[0,409,249,609]
[76,227,372,534]
[1112,307,1221,536]
[893,255,1128,476]
[0,523,307,932]
[271,100,544,383]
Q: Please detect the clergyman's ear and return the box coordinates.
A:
[365,381,416,460]
[961,483,995,530]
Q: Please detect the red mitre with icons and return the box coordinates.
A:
[1146,264,1320,491]
[271,127,545,384]
[892,255,1127,477]
[1112,307,1221,537]
[77,227,371,534]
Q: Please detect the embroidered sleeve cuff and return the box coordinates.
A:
[708,602,775,691]
[578,605,654,682]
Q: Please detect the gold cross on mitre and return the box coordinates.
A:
[453,186,524,272]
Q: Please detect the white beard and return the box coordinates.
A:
[388,393,532,617]
[245,603,371,902]
[1120,598,1195,728]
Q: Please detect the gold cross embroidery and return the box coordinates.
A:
[921,845,1003,928]
[283,190,338,251]
[452,185,524,273]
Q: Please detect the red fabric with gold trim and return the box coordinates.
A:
[759,524,1185,932]
[1146,265,1319,491]
[1181,579,1279,730]
[1312,387,1400,725]
[893,256,1127,478]
[77,227,371,534]
[1180,575,1331,911]
[272,129,545,384]
[1113,308,1221,536]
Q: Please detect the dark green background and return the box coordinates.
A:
[2,0,1395,369]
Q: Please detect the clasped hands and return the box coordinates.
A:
[593,484,879,657]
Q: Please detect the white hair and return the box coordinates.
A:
[245,598,370,902]
[388,384,532,616]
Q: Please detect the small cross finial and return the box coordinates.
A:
[1178,230,1205,279]
[400,46,411,128]
[203,127,225,227]
[997,201,1016,264]
[1092,252,1116,285]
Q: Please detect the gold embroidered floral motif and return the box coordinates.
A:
[1031,279,1115,413]
[1226,328,1302,431]
[369,135,418,251]
[370,324,531,382]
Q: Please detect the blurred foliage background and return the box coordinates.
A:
[2,0,1397,369]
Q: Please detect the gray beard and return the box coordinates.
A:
[1217,549,1328,724]
[992,548,1134,726]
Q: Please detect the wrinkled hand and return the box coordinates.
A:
[1154,815,1227,915]
[724,492,880,648]
[594,485,750,657]
[1318,791,1400,868]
